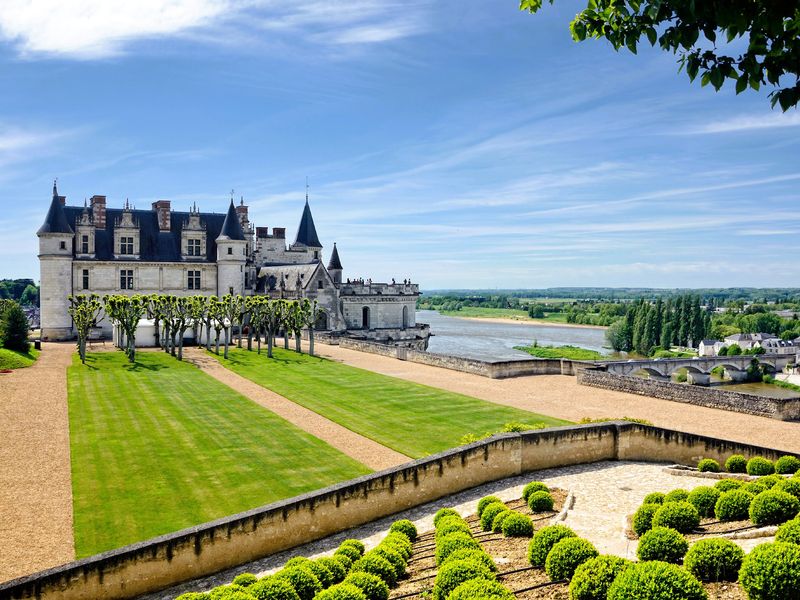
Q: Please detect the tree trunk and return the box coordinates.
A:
[215,330,220,355]
[267,329,273,358]
[247,328,253,351]
[205,319,212,351]
[309,328,315,356]
[238,324,243,348]
[256,328,261,354]
[284,331,289,350]
[295,330,302,353]
[223,328,230,359]
[178,335,184,361]
[154,318,160,348]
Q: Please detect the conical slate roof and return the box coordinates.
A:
[38,182,73,235]
[218,199,245,241]
[293,199,322,248]
[327,243,342,270]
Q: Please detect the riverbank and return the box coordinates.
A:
[448,314,608,330]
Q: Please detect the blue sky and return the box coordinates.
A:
[0,0,798,289]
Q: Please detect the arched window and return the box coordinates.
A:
[362,306,370,329]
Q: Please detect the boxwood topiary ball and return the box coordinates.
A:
[632,504,660,537]
[434,532,480,565]
[477,496,503,517]
[683,538,744,582]
[568,555,632,600]
[433,508,461,527]
[249,577,302,600]
[303,561,334,588]
[339,540,366,557]
[643,492,665,505]
[527,524,577,567]
[370,547,405,578]
[758,474,784,489]
[436,517,472,540]
[775,455,800,475]
[725,454,747,473]
[714,479,743,493]
[663,489,689,503]
[480,502,509,531]
[442,548,497,572]
[389,519,417,542]
[775,518,800,545]
[342,572,389,600]
[432,559,494,600]
[448,579,514,600]
[697,458,720,473]
[739,542,800,600]
[314,583,367,600]
[715,489,755,522]
[335,546,361,564]
[522,481,549,502]
[231,573,258,588]
[636,527,688,564]
[382,532,412,559]
[687,486,721,518]
[773,478,800,500]
[272,568,323,600]
[317,557,347,584]
[651,502,700,534]
[501,512,534,538]
[749,490,800,526]
[491,509,512,533]
[544,537,599,581]
[527,491,554,513]
[349,554,396,587]
[747,456,775,476]
[607,561,707,600]
[742,481,768,496]
[175,594,209,600]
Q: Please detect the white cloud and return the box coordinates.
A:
[687,112,800,134]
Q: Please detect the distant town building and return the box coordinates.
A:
[723,332,778,351]
[38,182,430,348]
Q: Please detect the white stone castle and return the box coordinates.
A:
[38,183,430,348]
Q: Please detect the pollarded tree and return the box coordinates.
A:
[104,295,147,362]
[219,294,243,359]
[521,1,800,110]
[264,299,287,358]
[67,294,103,363]
[187,295,209,350]
[207,296,225,355]
[276,300,292,350]
[302,299,324,357]
[287,300,307,354]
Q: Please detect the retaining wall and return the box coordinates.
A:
[2,422,798,600]
[577,368,800,421]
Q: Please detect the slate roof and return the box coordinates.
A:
[258,263,321,291]
[38,187,74,235]
[63,205,228,262]
[327,243,343,270]
[293,200,322,248]
[219,200,245,241]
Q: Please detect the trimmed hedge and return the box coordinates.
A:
[273,568,322,600]
[433,508,461,527]
[636,527,688,564]
[714,479,743,493]
[304,561,334,588]
[432,559,494,600]
[435,532,480,565]
[749,490,800,526]
[477,496,502,517]
[527,524,577,567]
[176,594,210,600]
[773,478,800,500]
[697,459,720,473]
[249,577,302,600]
[715,489,754,522]
[651,502,700,534]
[643,492,665,505]
[232,573,257,587]
[607,561,707,600]
[759,474,784,489]
[747,457,775,476]
[739,542,800,600]
[342,573,389,600]
[683,538,744,582]
[522,481,549,502]
[742,481,768,496]
[382,532,412,560]
[340,540,366,556]
[350,554,396,587]
[371,547,405,578]
[775,455,800,475]
[632,503,659,537]
[725,454,747,473]
[442,548,497,572]
[501,512,533,537]
[687,486,721,519]
[436,517,472,540]
[544,537,598,581]
[663,489,689,503]
[527,491,554,513]
[315,583,367,600]
[480,502,508,531]
[389,519,417,542]
[568,555,632,600]
[448,579,515,600]
[285,557,311,569]
[775,518,800,545]
[491,510,512,534]
[318,557,347,584]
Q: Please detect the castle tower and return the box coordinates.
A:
[216,199,247,296]
[290,198,323,261]
[327,242,343,284]
[38,181,75,340]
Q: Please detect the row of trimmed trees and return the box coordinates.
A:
[68,294,323,364]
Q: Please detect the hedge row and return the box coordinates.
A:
[697,454,800,476]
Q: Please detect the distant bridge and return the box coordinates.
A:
[600,354,793,385]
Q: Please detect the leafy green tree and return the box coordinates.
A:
[19,284,39,307]
[1,301,30,354]
[67,295,103,363]
[727,343,743,356]
[521,0,800,110]
[103,295,146,362]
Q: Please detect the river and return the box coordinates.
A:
[417,309,609,361]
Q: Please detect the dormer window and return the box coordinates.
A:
[81,235,89,254]
[318,280,324,289]
[187,239,201,256]
[120,236,134,255]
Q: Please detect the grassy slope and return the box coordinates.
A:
[68,351,370,557]
[213,348,569,458]
[514,345,604,360]
[437,306,569,323]
[0,347,39,369]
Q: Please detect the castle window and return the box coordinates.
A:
[188,270,201,290]
[313,250,319,259]
[120,236,134,255]
[187,239,201,256]
[318,280,324,289]
[120,269,134,290]
[82,269,89,290]
[60,241,66,250]
[81,235,89,254]
[228,247,233,255]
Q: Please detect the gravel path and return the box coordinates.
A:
[313,343,800,453]
[183,348,411,471]
[0,342,75,583]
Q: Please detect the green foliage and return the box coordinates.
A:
[773,478,800,500]
[652,502,700,534]
[447,579,515,600]
[500,512,533,537]
[714,479,743,492]
[758,474,783,489]
[0,279,38,305]
[442,549,496,573]
[606,560,707,600]
[0,347,38,370]
[330,554,353,573]
[775,455,800,475]
[687,486,721,518]
[302,562,333,588]
[272,568,322,600]
[350,554,396,587]
[382,532,412,560]
[342,573,389,600]
[522,481,549,502]
[232,573,258,587]
[317,557,347,585]
[528,524,577,567]
[748,456,776,476]
[491,510,512,533]
[480,502,508,531]
[727,344,743,356]
[477,496,502,517]
[739,542,800,599]
[697,459,720,473]
[335,547,362,564]
[527,491,554,513]
[514,344,604,360]
[0,302,29,353]
[370,547,405,578]
[663,489,689,503]
[568,555,632,600]
[636,527,688,563]
[775,518,800,545]
[285,557,311,569]
[715,489,754,522]
[433,509,461,527]
[749,490,800,526]
[249,577,301,600]
[544,537,598,581]
[340,540,365,556]
[643,492,665,505]
[436,517,472,540]
[435,533,480,566]
[175,593,209,600]
[632,503,660,536]
[683,538,744,582]
[432,559,494,600]
[743,481,768,495]
[314,583,367,600]
[388,520,417,542]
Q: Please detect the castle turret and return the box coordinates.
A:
[291,198,323,261]
[38,181,75,340]
[327,242,343,284]
[216,199,247,296]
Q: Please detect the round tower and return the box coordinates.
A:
[38,181,75,340]
[216,199,247,296]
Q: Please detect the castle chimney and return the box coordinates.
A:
[90,195,106,229]
[152,200,171,232]
[256,226,269,238]
[273,227,286,239]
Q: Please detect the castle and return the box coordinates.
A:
[37,183,430,348]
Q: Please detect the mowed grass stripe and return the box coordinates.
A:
[213,348,570,458]
[68,351,370,557]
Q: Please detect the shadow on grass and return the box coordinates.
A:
[124,361,168,372]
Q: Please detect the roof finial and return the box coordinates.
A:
[125,198,130,210]
[52,178,58,198]
[230,189,235,204]
[240,195,244,206]
[305,176,309,204]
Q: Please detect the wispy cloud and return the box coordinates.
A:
[685,112,800,134]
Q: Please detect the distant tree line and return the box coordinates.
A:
[0,279,39,307]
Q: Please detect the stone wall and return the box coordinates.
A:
[577,368,800,421]
[4,422,797,600]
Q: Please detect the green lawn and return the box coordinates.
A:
[68,351,370,557]
[514,345,604,360]
[438,306,570,323]
[212,348,569,458]
[0,347,39,369]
